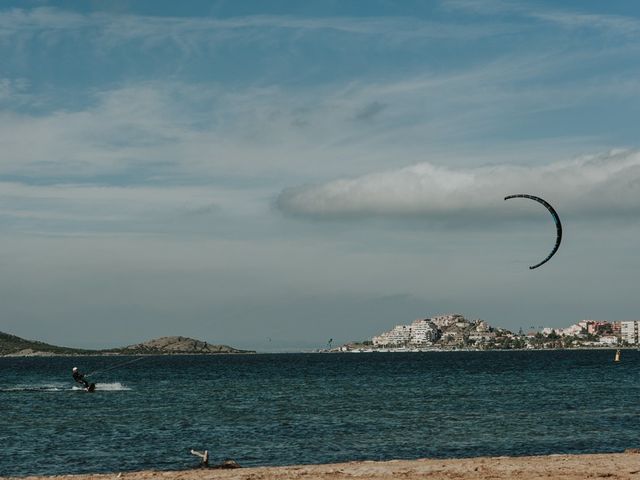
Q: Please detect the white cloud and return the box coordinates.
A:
[1,3,639,185]
[0,77,30,104]
[0,7,510,51]
[443,0,640,39]
[1,54,632,183]
[531,12,640,37]
[277,150,640,222]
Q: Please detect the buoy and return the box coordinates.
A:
[614,349,621,362]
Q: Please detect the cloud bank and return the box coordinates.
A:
[277,150,640,222]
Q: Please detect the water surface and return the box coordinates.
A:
[1,350,639,476]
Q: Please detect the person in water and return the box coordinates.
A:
[72,367,90,389]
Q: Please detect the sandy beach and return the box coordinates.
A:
[7,451,640,480]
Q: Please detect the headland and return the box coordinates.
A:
[0,331,254,356]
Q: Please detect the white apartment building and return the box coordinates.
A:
[373,320,440,346]
[372,324,412,346]
[598,336,618,345]
[542,324,584,336]
[562,324,585,336]
[621,321,640,344]
[410,319,440,344]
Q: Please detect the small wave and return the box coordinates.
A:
[1,384,67,392]
[94,382,131,391]
[2,382,131,392]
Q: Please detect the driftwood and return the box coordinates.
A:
[190,449,209,467]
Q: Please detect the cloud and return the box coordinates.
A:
[0,7,511,52]
[0,77,30,104]
[2,3,639,185]
[0,181,272,236]
[0,68,632,216]
[532,12,640,37]
[353,101,386,122]
[443,0,640,39]
[276,150,640,223]
[2,48,629,182]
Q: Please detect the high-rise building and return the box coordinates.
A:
[372,324,412,346]
[373,319,441,346]
[410,319,440,344]
[620,321,640,344]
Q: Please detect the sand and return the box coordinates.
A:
[7,451,640,480]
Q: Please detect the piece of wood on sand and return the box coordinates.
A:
[190,449,209,467]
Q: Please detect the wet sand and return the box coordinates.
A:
[8,451,640,480]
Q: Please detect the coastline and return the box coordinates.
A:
[1,351,256,357]
[331,346,633,353]
[6,451,640,480]
[3,346,635,357]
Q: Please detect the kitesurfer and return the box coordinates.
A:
[72,367,90,389]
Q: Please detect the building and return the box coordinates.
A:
[370,314,509,349]
[410,319,440,344]
[372,324,412,346]
[430,314,464,328]
[612,321,622,338]
[373,319,440,346]
[585,321,613,336]
[468,330,495,343]
[621,321,640,344]
[557,323,584,336]
[474,320,490,332]
[441,325,467,345]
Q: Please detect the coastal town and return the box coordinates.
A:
[338,314,640,352]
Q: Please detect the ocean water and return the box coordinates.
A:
[1,350,639,477]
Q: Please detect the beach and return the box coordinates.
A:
[7,452,640,480]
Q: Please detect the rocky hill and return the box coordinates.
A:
[0,331,253,356]
[118,336,251,354]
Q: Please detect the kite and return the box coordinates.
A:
[504,194,562,270]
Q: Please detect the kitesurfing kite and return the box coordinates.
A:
[504,194,562,270]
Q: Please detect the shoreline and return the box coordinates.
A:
[2,347,633,357]
[7,451,640,480]
[0,351,256,358]
[333,346,637,354]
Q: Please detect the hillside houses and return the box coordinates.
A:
[358,315,634,352]
[372,315,496,348]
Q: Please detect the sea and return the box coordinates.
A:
[1,350,639,477]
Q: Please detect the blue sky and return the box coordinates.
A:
[2,0,640,350]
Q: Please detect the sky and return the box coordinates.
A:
[2,0,640,351]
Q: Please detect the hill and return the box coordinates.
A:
[115,336,252,354]
[0,332,253,356]
[0,331,96,356]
